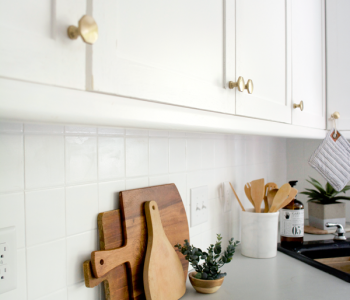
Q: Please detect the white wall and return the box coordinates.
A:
[286,138,350,219]
[0,122,287,300]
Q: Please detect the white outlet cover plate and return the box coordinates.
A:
[0,226,16,294]
[190,185,208,227]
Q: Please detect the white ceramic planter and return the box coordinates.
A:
[308,201,346,230]
[241,209,279,259]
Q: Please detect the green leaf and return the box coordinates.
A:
[194,273,202,279]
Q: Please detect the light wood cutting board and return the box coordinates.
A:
[86,184,189,300]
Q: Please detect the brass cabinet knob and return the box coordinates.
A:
[293,101,304,111]
[331,111,340,119]
[229,76,245,92]
[245,79,254,94]
[67,15,98,44]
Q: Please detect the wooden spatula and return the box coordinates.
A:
[271,188,298,212]
[269,183,291,213]
[264,182,278,212]
[250,178,265,213]
[143,201,186,300]
[244,183,255,208]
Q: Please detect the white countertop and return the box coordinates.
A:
[182,232,350,300]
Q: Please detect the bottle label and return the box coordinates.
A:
[280,209,304,237]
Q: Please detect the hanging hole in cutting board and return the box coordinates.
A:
[100,259,104,265]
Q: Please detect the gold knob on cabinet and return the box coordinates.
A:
[293,101,304,111]
[244,79,254,94]
[229,76,245,92]
[331,111,340,119]
[67,15,98,44]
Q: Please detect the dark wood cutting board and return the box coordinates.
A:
[86,184,189,300]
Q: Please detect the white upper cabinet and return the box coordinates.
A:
[0,0,87,90]
[291,0,326,129]
[234,0,291,123]
[91,0,235,114]
[327,0,350,130]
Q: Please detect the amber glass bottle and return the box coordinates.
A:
[280,180,304,247]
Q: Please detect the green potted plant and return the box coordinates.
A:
[175,234,239,294]
[300,177,350,230]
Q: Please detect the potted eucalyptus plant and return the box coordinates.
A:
[300,177,350,230]
[175,234,239,294]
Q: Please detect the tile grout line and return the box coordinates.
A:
[63,125,69,300]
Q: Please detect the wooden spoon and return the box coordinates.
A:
[250,178,265,213]
[269,183,291,213]
[272,188,298,212]
[267,189,278,209]
[244,183,255,208]
[264,182,278,212]
[229,182,245,211]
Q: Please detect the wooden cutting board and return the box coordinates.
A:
[86,184,189,300]
[143,201,186,300]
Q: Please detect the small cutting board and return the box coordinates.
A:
[143,201,186,300]
[90,184,189,299]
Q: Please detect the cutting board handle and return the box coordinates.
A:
[91,245,132,278]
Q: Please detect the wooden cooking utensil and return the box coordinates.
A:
[229,182,245,211]
[143,201,186,300]
[244,183,255,208]
[264,182,278,212]
[250,178,265,213]
[269,183,291,213]
[89,184,189,299]
[271,188,298,213]
[267,189,278,210]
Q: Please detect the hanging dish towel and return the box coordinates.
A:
[309,130,350,191]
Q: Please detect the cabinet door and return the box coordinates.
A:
[291,0,326,129]
[327,0,350,130]
[92,0,235,114]
[235,0,291,123]
[0,0,86,89]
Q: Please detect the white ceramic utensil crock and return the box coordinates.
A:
[241,208,279,258]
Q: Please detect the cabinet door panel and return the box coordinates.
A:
[327,0,350,130]
[235,0,291,123]
[92,0,235,114]
[291,0,325,129]
[0,0,86,89]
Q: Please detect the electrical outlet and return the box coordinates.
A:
[0,227,16,294]
[190,186,208,227]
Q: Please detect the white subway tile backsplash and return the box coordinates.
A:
[24,124,64,134]
[65,126,96,135]
[125,177,149,190]
[65,136,97,184]
[27,239,67,300]
[66,231,98,285]
[169,138,186,173]
[149,174,169,186]
[98,180,125,212]
[0,193,25,248]
[0,122,23,133]
[66,184,98,236]
[25,188,65,247]
[126,138,149,177]
[67,282,99,300]
[0,121,289,300]
[187,139,202,171]
[98,137,125,180]
[25,135,65,189]
[0,134,24,192]
[149,138,168,175]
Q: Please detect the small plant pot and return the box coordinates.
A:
[188,272,224,294]
[308,201,346,230]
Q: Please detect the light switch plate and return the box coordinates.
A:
[190,186,208,227]
[0,226,16,294]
